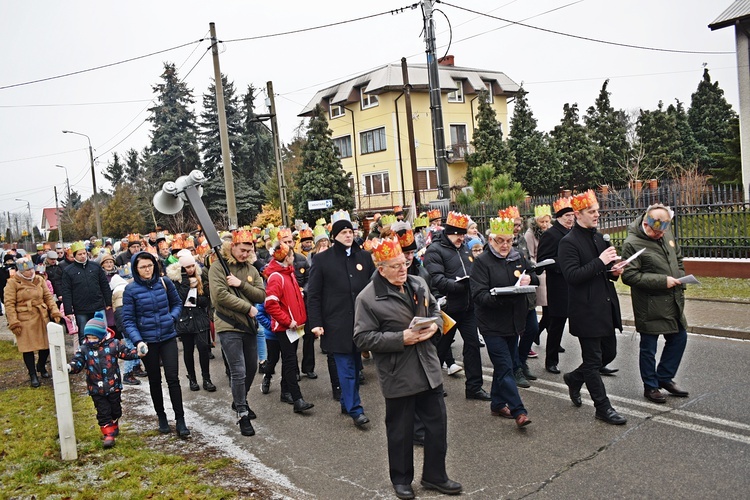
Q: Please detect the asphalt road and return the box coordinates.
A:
[164,324,750,499]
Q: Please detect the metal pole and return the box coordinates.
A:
[61,132,102,237]
[55,186,63,245]
[422,0,450,200]
[267,81,289,227]
[209,22,238,228]
[401,58,421,206]
[27,202,35,245]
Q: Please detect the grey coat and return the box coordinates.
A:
[353,273,443,399]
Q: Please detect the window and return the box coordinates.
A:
[417,168,438,190]
[333,135,352,158]
[447,80,464,103]
[360,127,387,154]
[450,124,468,159]
[360,88,379,109]
[329,97,344,119]
[483,81,494,103]
[363,172,390,195]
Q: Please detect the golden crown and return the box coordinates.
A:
[571,189,598,212]
[553,196,573,213]
[427,209,442,221]
[70,241,86,253]
[489,217,515,236]
[370,236,403,264]
[497,206,520,219]
[445,211,470,229]
[232,229,255,244]
[534,205,552,218]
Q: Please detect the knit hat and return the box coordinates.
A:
[84,311,108,340]
[467,238,483,251]
[179,253,196,267]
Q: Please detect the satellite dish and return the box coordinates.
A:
[153,190,184,215]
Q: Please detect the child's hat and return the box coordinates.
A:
[84,311,108,340]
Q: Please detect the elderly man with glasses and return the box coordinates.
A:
[621,204,690,403]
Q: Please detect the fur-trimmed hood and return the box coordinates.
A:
[166,261,202,283]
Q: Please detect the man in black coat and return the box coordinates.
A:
[44,251,64,305]
[116,236,141,267]
[536,199,575,374]
[424,212,490,402]
[558,190,626,425]
[308,211,376,428]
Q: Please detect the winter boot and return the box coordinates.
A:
[123,372,141,385]
[187,375,200,391]
[29,372,40,388]
[101,424,117,449]
[237,415,255,436]
[111,420,120,437]
[37,362,50,379]
[133,365,148,377]
[521,363,538,381]
[157,412,171,434]
[261,375,271,395]
[514,367,531,388]
[175,417,191,438]
[202,378,216,392]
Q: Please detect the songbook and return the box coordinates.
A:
[409,316,439,331]
[678,274,701,285]
[490,285,537,295]
[611,248,645,271]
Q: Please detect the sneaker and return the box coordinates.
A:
[123,373,141,385]
[527,349,538,358]
[514,368,531,388]
[446,363,463,376]
[133,367,148,378]
[237,415,255,436]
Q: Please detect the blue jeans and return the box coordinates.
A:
[484,335,526,417]
[333,352,363,417]
[639,329,687,390]
[256,327,267,362]
[514,309,539,369]
[219,331,258,416]
[122,336,140,374]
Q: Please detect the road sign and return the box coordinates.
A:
[308,199,333,210]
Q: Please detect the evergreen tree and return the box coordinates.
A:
[584,80,630,186]
[550,103,600,189]
[455,164,526,206]
[146,62,201,185]
[237,85,274,220]
[508,87,563,195]
[103,152,125,191]
[688,68,737,174]
[711,117,742,184]
[667,99,706,168]
[466,89,515,180]
[266,121,305,207]
[292,105,354,225]
[636,101,681,173]
[123,148,143,186]
[102,184,145,235]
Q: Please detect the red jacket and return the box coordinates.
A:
[264,259,307,332]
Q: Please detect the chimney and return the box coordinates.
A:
[438,55,454,66]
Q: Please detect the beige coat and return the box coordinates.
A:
[5,274,61,352]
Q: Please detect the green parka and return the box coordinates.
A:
[621,215,687,335]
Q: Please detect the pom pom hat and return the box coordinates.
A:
[84,311,108,340]
[443,211,470,235]
[370,236,403,264]
[571,189,598,212]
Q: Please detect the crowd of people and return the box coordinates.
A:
[0,191,692,499]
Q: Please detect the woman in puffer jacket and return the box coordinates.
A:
[167,251,215,393]
[122,252,188,437]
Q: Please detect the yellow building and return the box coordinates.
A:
[299,56,520,214]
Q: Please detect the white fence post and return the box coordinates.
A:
[47,322,77,460]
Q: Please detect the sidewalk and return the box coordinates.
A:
[617,293,750,340]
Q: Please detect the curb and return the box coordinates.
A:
[621,319,750,341]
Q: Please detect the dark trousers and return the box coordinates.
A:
[327,353,340,390]
[181,331,212,381]
[300,322,316,374]
[567,335,617,412]
[639,329,687,389]
[438,309,483,393]
[141,337,184,419]
[91,392,123,427]
[485,335,526,417]
[277,330,303,401]
[333,352,363,417]
[265,338,281,377]
[385,385,449,486]
[545,315,568,368]
[514,310,538,368]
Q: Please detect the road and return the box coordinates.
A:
[161,324,750,499]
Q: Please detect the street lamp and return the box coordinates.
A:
[55,164,72,203]
[62,130,102,238]
[15,198,35,245]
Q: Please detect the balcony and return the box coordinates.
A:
[447,143,473,163]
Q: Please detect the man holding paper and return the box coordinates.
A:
[354,237,461,499]
[621,204,690,403]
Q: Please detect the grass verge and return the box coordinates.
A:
[615,275,750,302]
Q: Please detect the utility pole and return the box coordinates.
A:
[422,0,450,200]
[209,22,238,228]
[267,81,289,227]
[401,58,421,206]
[54,186,63,246]
[61,131,102,238]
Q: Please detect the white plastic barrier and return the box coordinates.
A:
[47,322,77,460]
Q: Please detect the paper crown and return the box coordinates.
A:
[497,206,520,219]
[36,243,44,250]
[331,210,351,225]
[185,235,195,249]
[362,238,373,252]
[299,227,314,240]
[391,221,417,251]
[571,189,598,212]
[316,218,326,226]
[171,235,186,250]
[35,264,47,274]
[370,237,403,263]
[70,241,86,254]
[553,196,572,214]
[277,228,292,241]
[313,224,329,243]
[446,211,470,229]
[232,229,255,244]
[127,233,141,244]
[196,239,210,256]
[413,216,428,228]
[490,217,515,236]
[157,239,169,250]
[427,209,442,221]
[272,241,291,261]
[16,257,35,272]
[379,214,397,226]
[534,205,552,218]
[148,232,157,241]
[393,205,403,215]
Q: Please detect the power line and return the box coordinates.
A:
[0,99,153,109]
[438,1,735,55]
[0,40,205,91]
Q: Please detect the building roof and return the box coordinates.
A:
[299,62,520,116]
[41,208,58,229]
[709,0,750,30]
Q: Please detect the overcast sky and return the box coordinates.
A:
[0,0,738,230]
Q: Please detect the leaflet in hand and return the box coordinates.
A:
[455,275,470,282]
[678,274,701,285]
[409,316,438,331]
[286,325,305,343]
[611,248,645,271]
[184,288,198,307]
[490,285,537,295]
[533,258,555,269]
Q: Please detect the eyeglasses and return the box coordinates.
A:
[384,262,409,270]
[137,264,154,270]
[493,237,513,245]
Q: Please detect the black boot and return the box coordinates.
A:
[29,372,40,388]
[37,363,50,379]
[202,378,216,392]
[293,398,314,413]
[261,375,271,395]
[157,413,171,433]
[175,417,190,438]
[187,376,200,391]
[237,415,255,436]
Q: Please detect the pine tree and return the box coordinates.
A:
[584,80,630,186]
[123,148,143,186]
[102,184,146,235]
[237,85,274,221]
[466,89,515,180]
[550,103,600,189]
[711,117,742,184]
[455,164,526,205]
[103,152,125,191]
[667,99,706,168]
[508,87,563,195]
[292,105,354,225]
[688,68,737,174]
[636,101,681,174]
[146,62,201,185]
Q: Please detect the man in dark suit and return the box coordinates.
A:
[308,210,376,428]
[558,190,627,425]
[537,197,575,374]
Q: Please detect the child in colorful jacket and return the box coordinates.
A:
[68,311,146,448]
